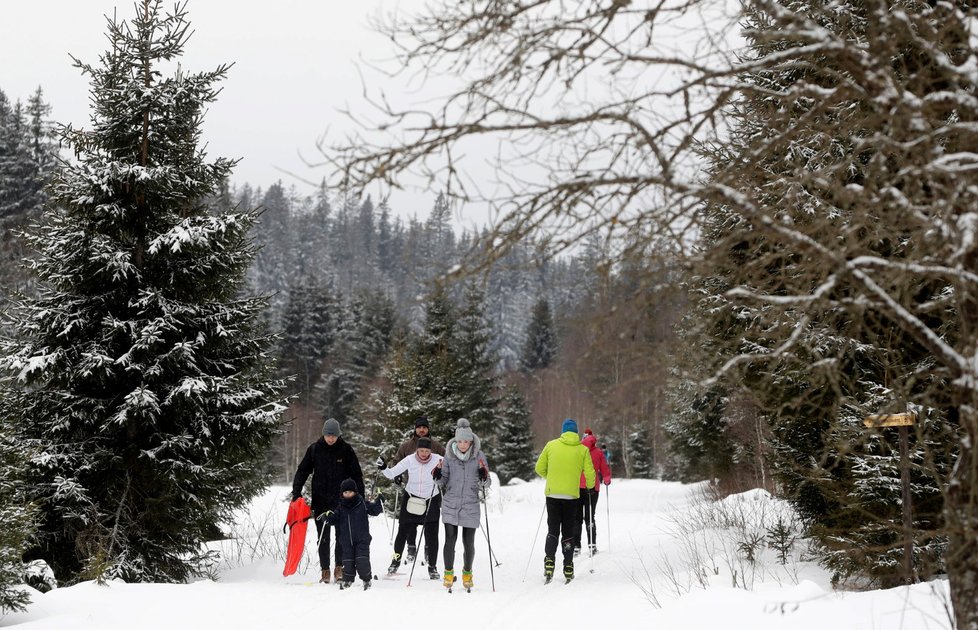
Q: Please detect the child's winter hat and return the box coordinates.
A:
[323,418,341,436]
[454,418,475,442]
[417,437,433,450]
[340,478,357,494]
[561,418,578,434]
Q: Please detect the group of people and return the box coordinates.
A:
[290,414,611,590]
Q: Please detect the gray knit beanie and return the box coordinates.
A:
[323,418,341,437]
[454,418,475,442]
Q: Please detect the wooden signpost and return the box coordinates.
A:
[863,411,917,585]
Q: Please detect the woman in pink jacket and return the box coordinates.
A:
[575,429,611,555]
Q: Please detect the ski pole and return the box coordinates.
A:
[478,524,502,566]
[605,484,611,552]
[406,484,437,587]
[371,478,392,541]
[314,511,330,573]
[521,502,546,583]
[479,463,496,592]
[587,491,595,574]
[390,488,400,546]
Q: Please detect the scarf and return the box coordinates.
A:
[452,442,472,461]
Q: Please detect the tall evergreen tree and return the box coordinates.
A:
[0,416,34,612]
[0,2,285,583]
[454,284,500,444]
[520,297,557,371]
[684,0,959,586]
[492,386,536,484]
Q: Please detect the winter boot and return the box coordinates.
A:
[334,565,344,582]
[362,579,372,591]
[320,569,330,584]
[387,552,401,575]
[573,546,582,557]
[442,569,455,589]
[462,571,474,590]
[428,565,440,580]
[544,556,555,583]
[563,563,575,582]
[338,580,353,590]
[588,544,598,556]
[406,544,417,563]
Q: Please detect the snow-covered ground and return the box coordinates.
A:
[3,479,953,629]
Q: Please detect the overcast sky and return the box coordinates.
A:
[1,0,488,225]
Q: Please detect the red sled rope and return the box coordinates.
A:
[283,497,311,577]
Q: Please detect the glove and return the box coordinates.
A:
[603,479,610,486]
[393,474,404,486]
[478,467,488,482]
[316,510,333,522]
[432,466,442,480]
[290,493,301,502]
[375,456,385,471]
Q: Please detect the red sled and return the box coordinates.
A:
[283,497,311,577]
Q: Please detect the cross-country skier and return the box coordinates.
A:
[291,418,365,584]
[535,418,595,583]
[574,428,612,555]
[378,436,444,580]
[318,478,383,590]
[390,416,446,563]
[432,418,490,591]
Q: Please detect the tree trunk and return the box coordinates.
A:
[946,404,978,630]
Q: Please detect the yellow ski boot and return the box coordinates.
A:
[443,569,456,590]
[462,571,474,591]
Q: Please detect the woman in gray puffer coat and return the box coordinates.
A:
[432,418,490,591]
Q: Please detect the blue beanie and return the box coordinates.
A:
[561,418,578,434]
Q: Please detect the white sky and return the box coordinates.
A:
[1,0,487,226]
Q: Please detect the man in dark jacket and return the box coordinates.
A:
[292,418,365,584]
[389,416,445,564]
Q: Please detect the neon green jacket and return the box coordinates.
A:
[535,431,596,498]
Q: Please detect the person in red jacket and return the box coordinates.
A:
[574,428,611,555]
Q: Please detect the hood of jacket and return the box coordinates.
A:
[558,431,582,446]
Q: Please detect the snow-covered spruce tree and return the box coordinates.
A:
[320,289,397,430]
[492,386,536,484]
[625,422,655,479]
[454,283,500,446]
[519,297,556,372]
[687,0,959,586]
[0,416,35,612]
[278,279,340,403]
[664,374,735,484]
[0,1,285,584]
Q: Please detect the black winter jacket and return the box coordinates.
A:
[292,437,365,513]
[322,494,383,551]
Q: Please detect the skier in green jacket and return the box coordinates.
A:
[535,418,596,583]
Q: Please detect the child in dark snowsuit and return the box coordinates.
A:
[319,478,383,590]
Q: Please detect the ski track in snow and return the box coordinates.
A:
[2,479,954,630]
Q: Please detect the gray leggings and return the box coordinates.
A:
[443,524,476,572]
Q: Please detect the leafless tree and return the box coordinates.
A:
[325,1,978,626]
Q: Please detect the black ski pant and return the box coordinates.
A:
[340,540,372,582]
[574,488,600,549]
[443,524,476,572]
[313,515,342,570]
[394,520,439,567]
[544,497,581,567]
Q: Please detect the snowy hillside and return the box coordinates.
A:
[4,479,952,629]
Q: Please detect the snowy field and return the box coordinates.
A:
[3,479,953,629]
